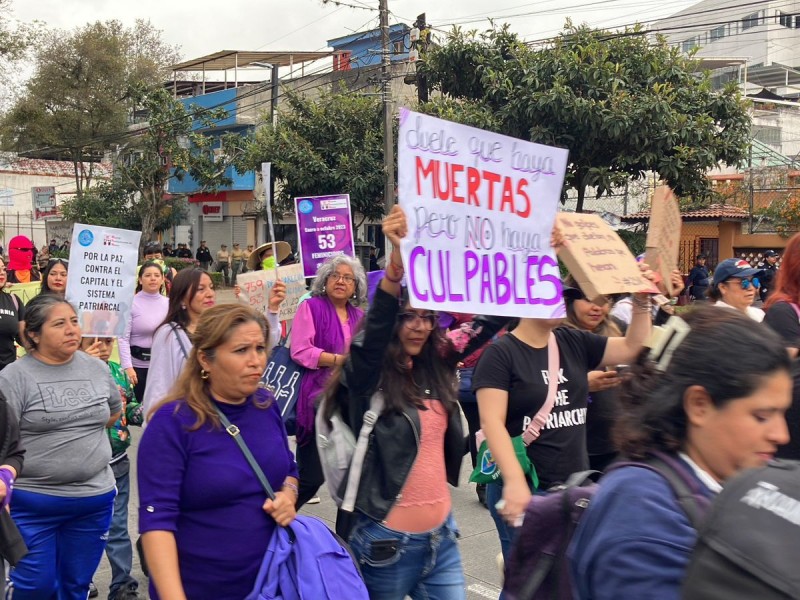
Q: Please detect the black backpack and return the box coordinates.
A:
[683,460,800,600]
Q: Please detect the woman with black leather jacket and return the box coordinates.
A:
[324,206,504,600]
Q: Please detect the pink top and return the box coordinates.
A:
[384,399,451,533]
[290,301,354,369]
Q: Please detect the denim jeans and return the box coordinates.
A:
[106,458,138,597]
[10,488,115,600]
[487,478,537,561]
[348,514,466,600]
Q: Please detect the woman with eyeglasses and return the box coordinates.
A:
[707,258,765,321]
[290,255,367,508]
[320,206,507,599]
[39,258,68,297]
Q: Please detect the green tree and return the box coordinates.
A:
[0,0,42,108]
[420,23,752,212]
[231,87,391,226]
[0,19,180,194]
[60,86,230,247]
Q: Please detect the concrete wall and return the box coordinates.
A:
[0,171,85,249]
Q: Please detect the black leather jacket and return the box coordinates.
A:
[336,286,507,526]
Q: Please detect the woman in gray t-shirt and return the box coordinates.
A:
[0,295,121,600]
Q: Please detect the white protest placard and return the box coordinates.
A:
[66,224,141,337]
[398,109,569,318]
[237,263,307,322]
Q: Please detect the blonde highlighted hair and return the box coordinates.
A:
[154,303,272,430]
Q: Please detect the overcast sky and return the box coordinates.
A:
[14,0,698,66]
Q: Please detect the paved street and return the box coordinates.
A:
[93,289,503,599]
[94,433,503,599]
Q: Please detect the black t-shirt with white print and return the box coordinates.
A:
[472,327,607,489]
[0,292,24,370]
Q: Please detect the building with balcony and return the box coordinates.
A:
[166,50,332,251]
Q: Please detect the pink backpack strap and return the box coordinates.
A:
[791,303,800,320]
[522,332,559,446]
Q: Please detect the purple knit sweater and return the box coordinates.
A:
[138,390,298,600]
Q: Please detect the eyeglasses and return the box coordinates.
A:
[735,277,760,290]
[398,312,438,330]
[328,273,355,284]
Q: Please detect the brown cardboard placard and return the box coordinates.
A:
[645,186,682,297]
[556,212,654,301]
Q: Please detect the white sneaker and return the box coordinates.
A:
[306,496,321,504]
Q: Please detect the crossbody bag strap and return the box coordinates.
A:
[521,331,559,446]
[215,406,276,501]
[340,391,385,513]
[169,323,190,360]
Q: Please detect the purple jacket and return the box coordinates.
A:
[291,296,363,445]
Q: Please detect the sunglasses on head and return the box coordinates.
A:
[49,258,68,265]
[732,277,759,290]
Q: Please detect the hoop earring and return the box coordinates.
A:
[200,369,209,380]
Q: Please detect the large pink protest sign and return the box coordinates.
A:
[295,194,356,278]
[398,109,569,318]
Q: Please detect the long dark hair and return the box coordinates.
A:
[323,294,459,419]
[160,268,212,330]
[614,306,790,459]
[39,258,68,296]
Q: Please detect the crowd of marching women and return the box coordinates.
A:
[0,206,797,600]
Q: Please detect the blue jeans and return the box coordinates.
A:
[348,514,465,600]
[106,458,138,597]
[10,488,116,600]
[487,478,537,561]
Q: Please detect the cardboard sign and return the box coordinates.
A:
[397,109,569,318]
[295,194,356,278]
[645,186,682,297]
[66,224,141,337]
[236,263,307,322]
[556,212,654,301]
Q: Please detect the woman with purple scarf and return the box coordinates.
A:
[290,255,367,508]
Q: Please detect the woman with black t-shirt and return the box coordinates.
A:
[764,232,800,460]
[0,257,25,371]
[473,274,653,559]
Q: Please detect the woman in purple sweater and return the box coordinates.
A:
[138,304,298,600]
[118,262,169,403]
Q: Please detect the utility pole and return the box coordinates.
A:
[380,0,394,230]
[413,13,429,103]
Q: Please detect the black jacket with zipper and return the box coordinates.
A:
[335,286,507,529]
